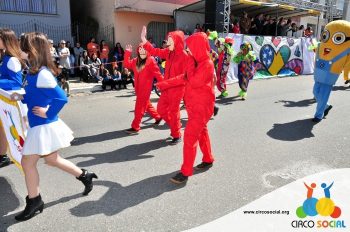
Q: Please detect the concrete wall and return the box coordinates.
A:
[114,11,173,49]
[0,0,71,26]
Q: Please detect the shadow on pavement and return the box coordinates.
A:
[71,126,154,146]
[69,173,185,217]
[275,98,316,108]
[68,139,169,167]
[0,177,21,231]
[332,86,350,91]
[267,118,316,141]
[215,95,241,105]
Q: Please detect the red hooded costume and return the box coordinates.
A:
[182,32,215,176]
[124,45,163,131]
[157,32,215,176]
[143,31,188,139]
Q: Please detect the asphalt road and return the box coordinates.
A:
[1,75,350,232]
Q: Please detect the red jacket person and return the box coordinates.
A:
[141,26,188,144]
[157,32,216,184]
[123,44,163,133]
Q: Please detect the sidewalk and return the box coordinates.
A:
[69,77,102,94]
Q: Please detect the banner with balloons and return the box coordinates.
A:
[0,89,26,169]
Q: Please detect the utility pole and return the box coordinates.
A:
[343,0,349,20]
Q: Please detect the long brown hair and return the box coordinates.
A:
[136,54,147,72]
[0,28,25,68]
[20,32,58,75]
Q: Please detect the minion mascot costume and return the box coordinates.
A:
[312,20,350,123]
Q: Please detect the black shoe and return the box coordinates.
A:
[194,162,213,170]
[125,128,139,135]
[170,137,181,145]
[15,194,44,221]
[213,106,219,116]
[76,169,98,196]
[345,80,350,84]
[323,105,333,118]
[312,117,322,123]
[154,119,162,126]
[0,155,11,168]
[170,172,188,184]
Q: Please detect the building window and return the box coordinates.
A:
[0,0,57,14]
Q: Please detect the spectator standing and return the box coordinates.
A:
[66,41,75,75]
[304,26,314,38]
[194,23,203,33]
[48,39,58,64]
[277,17,284,36]
[73,42,84,67]
[240,12,251,34]
[113,42,125,71]
[87,37,99,57]
[232,20,241,34]
[254,14,264,35]
[295,25,305,38]
[281,19,292,36]
[287,23,297,37]
[99,40,110,65]
[148,37,157,48]
[58,40,70,70]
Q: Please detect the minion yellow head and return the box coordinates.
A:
[319,20,350,60]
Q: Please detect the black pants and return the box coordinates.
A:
[102,79,116,90]
[123,79,134,88]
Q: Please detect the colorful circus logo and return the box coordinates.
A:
[4,110,24,151]
[296,182,341,219]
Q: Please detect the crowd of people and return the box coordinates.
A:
[1,18,349,223]
[191,12,314,38]
[48,37,135,95]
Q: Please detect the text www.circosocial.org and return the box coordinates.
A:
[243,210,290,215]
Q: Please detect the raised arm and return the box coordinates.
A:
[123,45,136,70]
[141,26,169,59]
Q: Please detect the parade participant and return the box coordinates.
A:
[233,42,257,100]
[12,32,97,221]
[141,26,187,144]
[216,37,234,98]
[0,28,26,168]
[156,32,215,184]
[123,44,163,134]
[312,20,350,122]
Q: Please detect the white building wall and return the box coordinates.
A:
[0,0,71,26]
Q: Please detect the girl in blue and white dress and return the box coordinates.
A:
[12,32,98,221]
[0,28,27,168]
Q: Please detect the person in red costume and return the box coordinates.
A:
[123,44,163,134]
[141,26,187,145]
[156,32,215,184]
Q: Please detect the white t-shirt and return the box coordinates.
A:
[58,47,70,69]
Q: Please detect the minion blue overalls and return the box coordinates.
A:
[313,48,350,119]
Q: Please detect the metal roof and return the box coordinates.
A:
[175,0,321,18]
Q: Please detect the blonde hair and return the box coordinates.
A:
[20,32,58,76]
